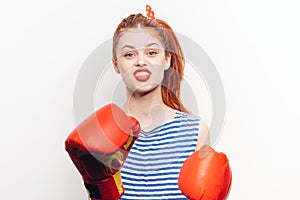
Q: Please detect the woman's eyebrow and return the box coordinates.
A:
[121,45,135,50]
[121,43,160,50]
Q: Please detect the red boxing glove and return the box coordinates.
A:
[178,145,232,200]
[65,104,140,200]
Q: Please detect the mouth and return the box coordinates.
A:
[133,69,152,82]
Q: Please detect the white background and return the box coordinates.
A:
[1,0,299,199]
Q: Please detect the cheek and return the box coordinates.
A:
[151,65,166,81]
[154,56,169,70]
[118,61,134,74]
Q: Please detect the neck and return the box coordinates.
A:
[122,86,176,131]
[124,86,165,115]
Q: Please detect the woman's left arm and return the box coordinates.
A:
[179,119,232,200]
[195,119,210,151]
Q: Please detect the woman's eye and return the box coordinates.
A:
[123,52,135,58]
[147,50,158,56]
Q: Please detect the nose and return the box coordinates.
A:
[135,52,148,67]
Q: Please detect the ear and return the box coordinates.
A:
[112,59,120,74]
[164,53,171,70]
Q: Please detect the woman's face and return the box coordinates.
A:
[113,28,170,94]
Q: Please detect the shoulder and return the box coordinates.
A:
[176,111,210,151]
[176,111,210,150]
[176,110,199,122]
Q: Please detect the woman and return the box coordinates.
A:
[111,13,210,199]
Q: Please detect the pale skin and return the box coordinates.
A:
[86,26,210,200]
[112,28,210,150]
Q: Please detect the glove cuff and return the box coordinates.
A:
[84,171,124,200]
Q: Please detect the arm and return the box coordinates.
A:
[65,104,140,200]
[195,119,210,151]
[178,118,232,200]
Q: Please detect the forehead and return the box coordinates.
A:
[117,28,164,50]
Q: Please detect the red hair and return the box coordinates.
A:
[112,14,190,113]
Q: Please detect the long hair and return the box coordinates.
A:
[112,14,190,113]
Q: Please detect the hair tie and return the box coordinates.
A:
[146,5,155,19]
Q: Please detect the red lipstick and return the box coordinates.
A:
[133,69,152,82]
[133,69,151,82]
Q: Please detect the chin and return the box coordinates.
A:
[130,83,160,95]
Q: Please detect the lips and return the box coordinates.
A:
[133,69,152,82]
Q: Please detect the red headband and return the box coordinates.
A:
[146,5,155,19]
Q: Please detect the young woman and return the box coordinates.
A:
[111,13,210,199]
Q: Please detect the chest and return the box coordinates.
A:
[125,128,198,172]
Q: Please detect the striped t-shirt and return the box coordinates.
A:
[120,110,200,199]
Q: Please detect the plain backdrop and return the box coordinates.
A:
[1,0,299,199]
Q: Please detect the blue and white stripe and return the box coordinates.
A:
[120,111,200,199]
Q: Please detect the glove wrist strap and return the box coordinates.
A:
[84,171,124,200]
